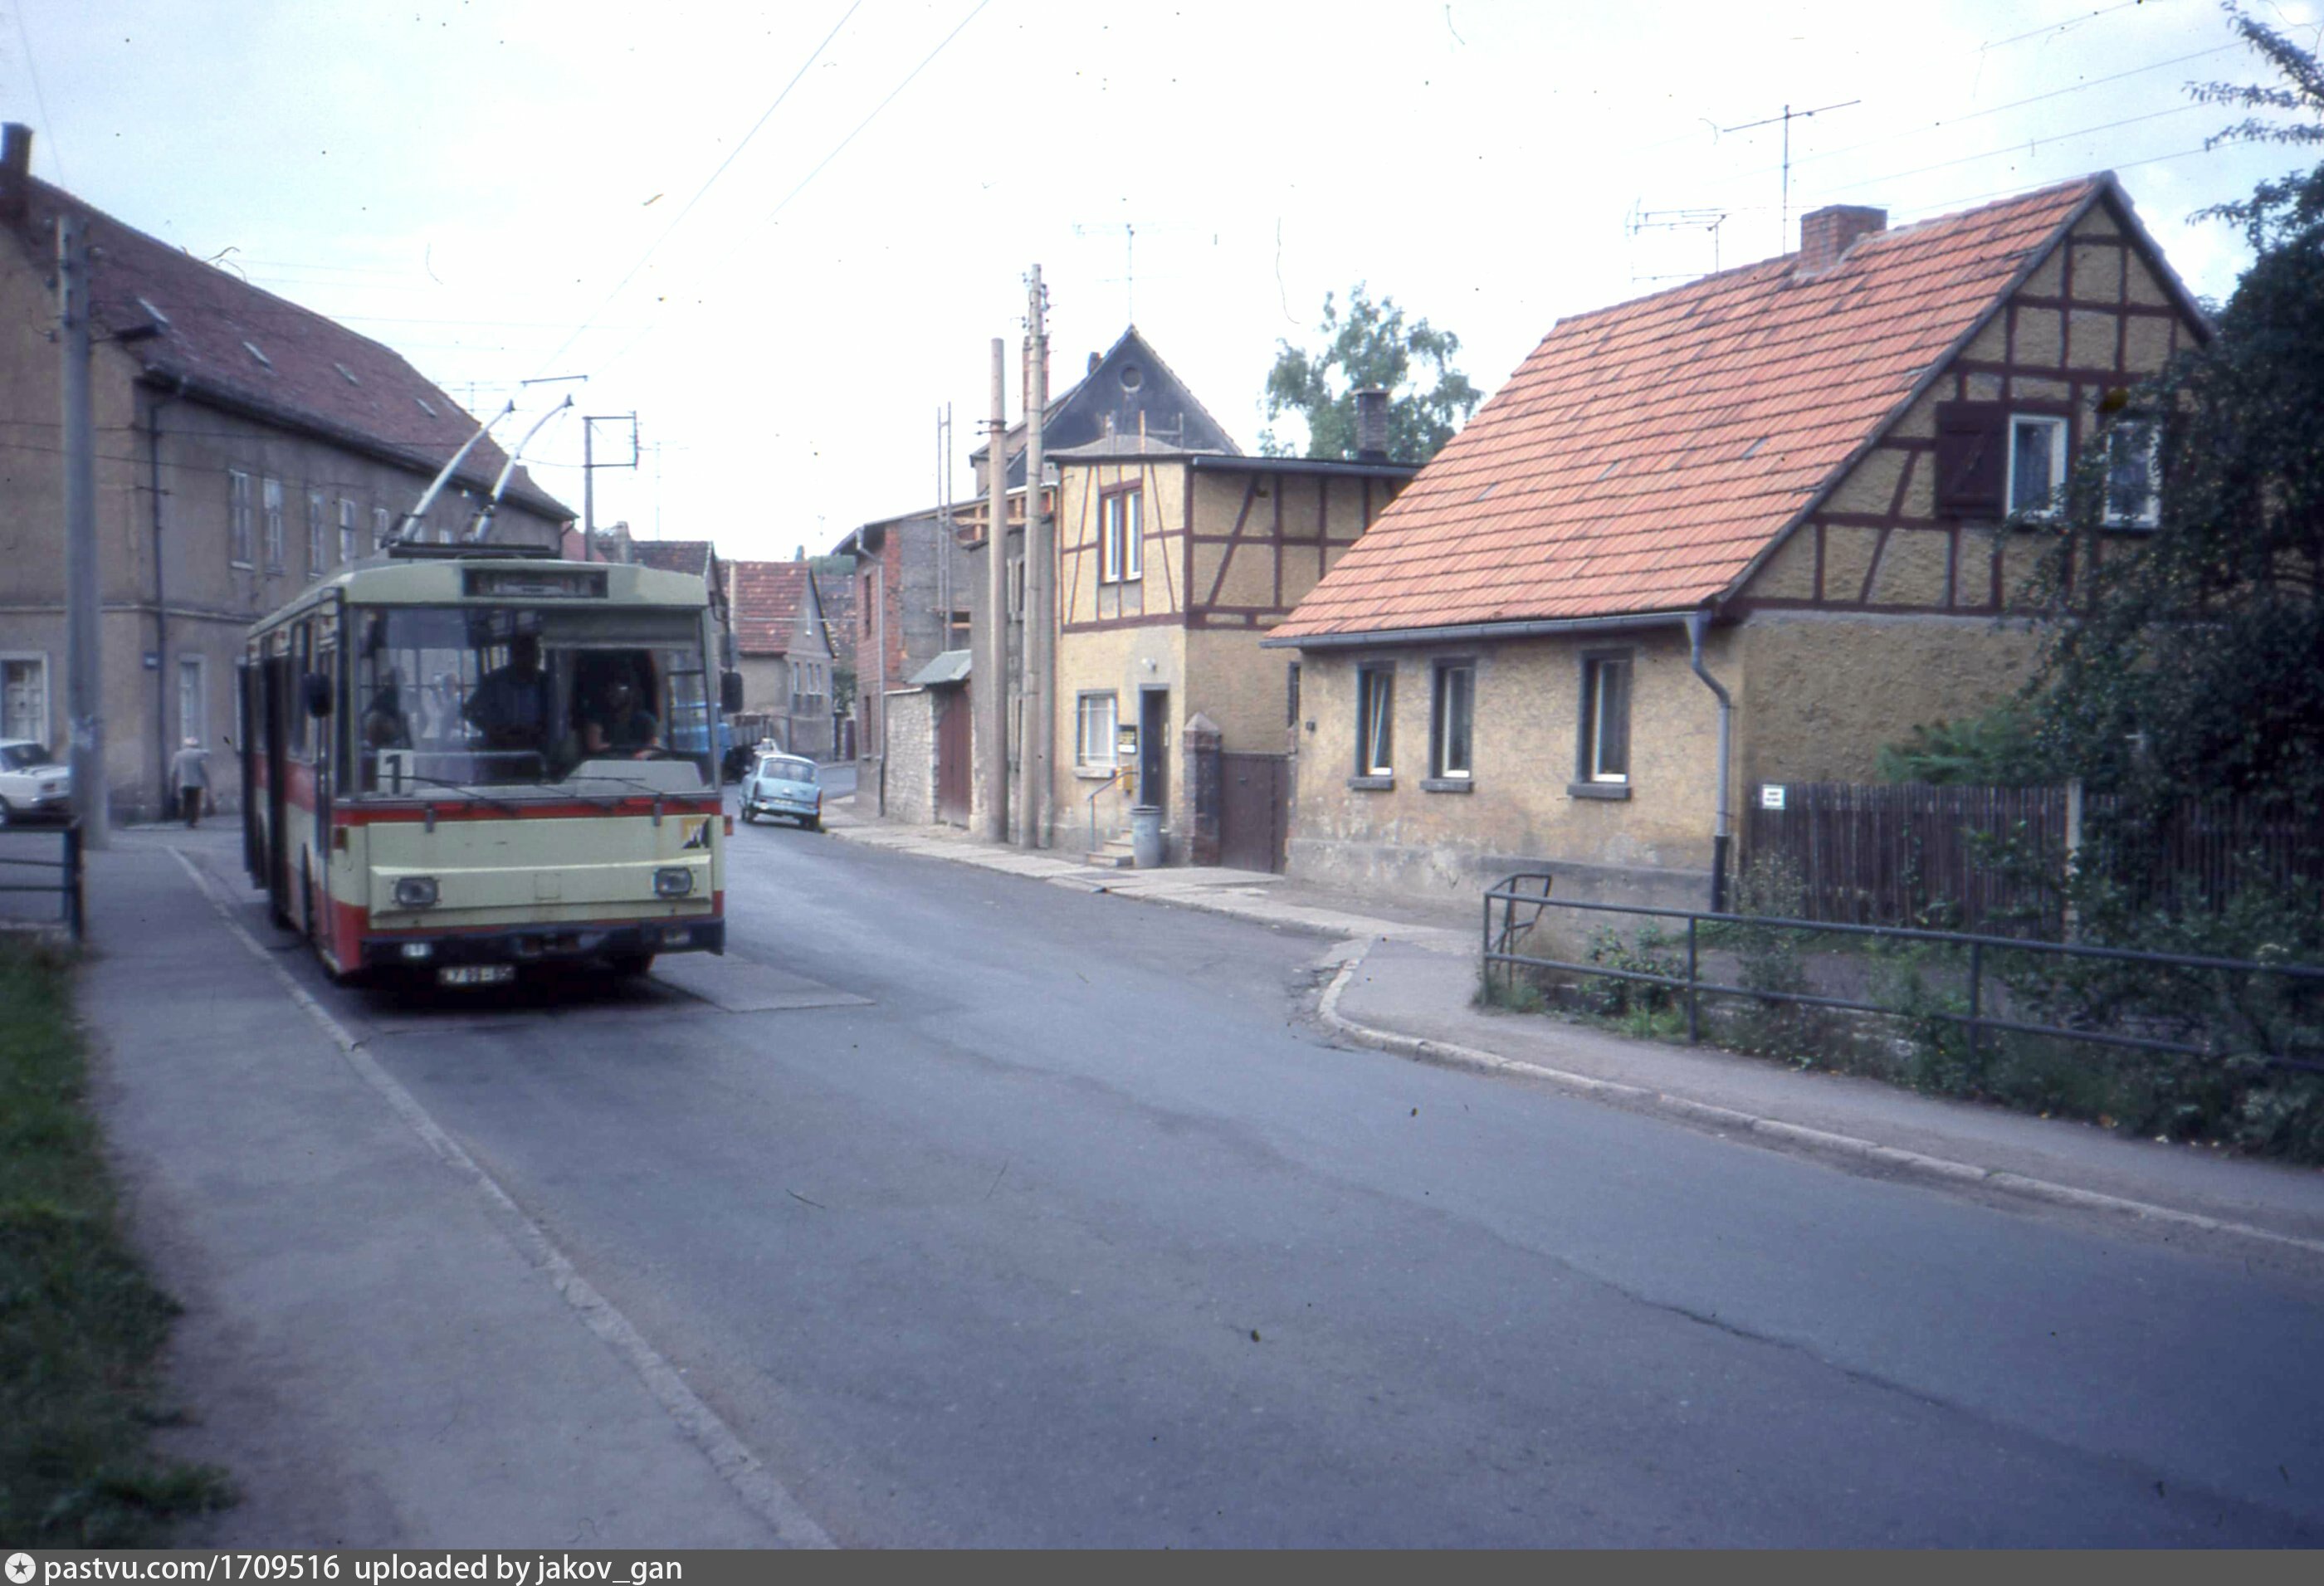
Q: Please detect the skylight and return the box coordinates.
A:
[334,362,360,386]
[242,339,272,369]
[1741,437,1768,459]
[134,295,171,329]
[415,397,437,417]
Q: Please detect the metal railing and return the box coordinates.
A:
[0,820,85,942]
[1485,873,2324,1074]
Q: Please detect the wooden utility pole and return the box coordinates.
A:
[59,212,106,844]
[1018,267,1051,851]
[982,339,1008,842]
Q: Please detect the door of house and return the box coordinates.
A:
[935,686,973,827]
[1219,751,1290,873]
[1138,687,1169,810]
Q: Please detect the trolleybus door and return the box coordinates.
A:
[262,650,292,926]
[237,657,260,886]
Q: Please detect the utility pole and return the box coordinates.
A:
[579,412,638,561]
[1018,267,1052,851]
[59,212,106,845]
[981,339,1008,842]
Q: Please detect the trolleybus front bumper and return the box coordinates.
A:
[359,917,725,971]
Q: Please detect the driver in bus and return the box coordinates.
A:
[363,669,413,749]
[583,677,662,759]
[461,632,553,754]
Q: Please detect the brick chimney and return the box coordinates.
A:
[1,124,31,227]
[1798,204,1886,274]
[1354,388,1389,463]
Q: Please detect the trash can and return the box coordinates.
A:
[1130,804,1164,868]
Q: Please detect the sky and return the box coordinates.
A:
[4,0,2319,563]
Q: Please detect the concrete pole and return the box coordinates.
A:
[581,419,595,562]
[59,212,107,845]
[1018,266,1053,850]
[981,339,1008,842]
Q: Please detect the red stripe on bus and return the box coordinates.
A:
[334,798,724,826]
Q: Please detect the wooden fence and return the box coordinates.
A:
[1741,784,2319,933]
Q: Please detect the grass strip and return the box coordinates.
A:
[0,937,234,1544]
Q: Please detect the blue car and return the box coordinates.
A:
[740,752,822,831]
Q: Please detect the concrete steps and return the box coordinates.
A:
[1084,837,1135,869]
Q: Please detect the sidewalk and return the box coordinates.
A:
[825,799,2324,1266]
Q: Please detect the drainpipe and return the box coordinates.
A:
[1686,607,1734,913]
[148,388,172,820]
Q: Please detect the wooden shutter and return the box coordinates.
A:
[1934,402,2006,515]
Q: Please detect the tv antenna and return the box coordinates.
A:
[1625,204,1730,281]
[1072,220,1141,323]
[1721,99,1859,253]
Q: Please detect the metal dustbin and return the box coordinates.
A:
[1130,804,1164,868]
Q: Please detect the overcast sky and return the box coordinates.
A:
[6,0,2318,561]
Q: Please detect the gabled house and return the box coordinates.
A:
[1266,176,2208,911]
[725,559,836,759]
[0,124,571,822]
[969,324,1243,489]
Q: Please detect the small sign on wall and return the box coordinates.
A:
[1116,723,1140,759]
[1760,783,1786,811]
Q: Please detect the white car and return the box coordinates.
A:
[0,739,71,823]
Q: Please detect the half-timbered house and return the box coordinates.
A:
[1264,176,2208,911]
[1051,432,1414,868]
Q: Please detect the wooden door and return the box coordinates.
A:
[935,686,972,827]
[1219,751,1289,873]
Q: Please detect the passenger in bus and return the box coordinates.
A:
[462,633,552,753]
[363,670,413,749]
[583,678,662,759]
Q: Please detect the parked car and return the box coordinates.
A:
[740,752,821,831]
[0,739,71,823]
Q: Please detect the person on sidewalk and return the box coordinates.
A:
[169,736,209,828]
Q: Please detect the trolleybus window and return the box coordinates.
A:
[354,605,714,794]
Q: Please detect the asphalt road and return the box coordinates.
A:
[158,815,2324,1545]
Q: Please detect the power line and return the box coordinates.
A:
[1816,101,2208,196]
[530,2,865,380]
[7,2,65,189]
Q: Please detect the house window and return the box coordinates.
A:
[1355,665,1394,778]
[1430,661,1474,780]
[2,656,49,744]
[307,490,327,577]
[2102,418,2160,528]
[339,499,358,564]
[178,656,205,745]
[1286,662,1301,729]
[2005,414,2068,518]
[1579,653,1631,785]
[1008,555,1026,618]
[262,477,286,570]
[1076,691,1119,773]
[228,471,254,566]
[373,506,391,549]
[1101,486,1143,583]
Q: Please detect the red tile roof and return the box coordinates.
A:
[8,173,571,522]
[1272,177,2110,642]
[727,560,813,654]
[628,539,716,578]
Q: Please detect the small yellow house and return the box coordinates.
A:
[1266,176,2209,911]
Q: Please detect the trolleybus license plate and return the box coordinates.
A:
[438,964,516,987]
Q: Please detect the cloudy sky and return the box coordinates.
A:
[5,0,2317,561]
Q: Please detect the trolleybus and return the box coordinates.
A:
[240,541,741,986]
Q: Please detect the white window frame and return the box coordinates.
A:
[262,476,286,569]
[178,655,206,746]
[2,652,51,745]
[374,506,392,549]
[1075,691,1119,773]
[307,490,327,577]
[1580,654,1632,784]
[2102,418,2161,529]
[1356,666,1394,778]
[2005,413,2069,520]
[228,471,254,567]
[1430,660,1475,780]
[339,498,359,564]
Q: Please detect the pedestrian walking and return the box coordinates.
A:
[170,736,209,828]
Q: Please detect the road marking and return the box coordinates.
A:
[169,848,836,1549]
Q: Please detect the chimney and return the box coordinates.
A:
[1,124,31,226]
[1354,388,1389,463]
[1798,204,1886,274]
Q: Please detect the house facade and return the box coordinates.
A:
[1267,178,2207,912]
[0,126,570,822]
[725,559,837,759]
[1048,436,1413,866]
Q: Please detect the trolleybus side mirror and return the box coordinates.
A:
[302,672,334,717]
[721,671,745,713]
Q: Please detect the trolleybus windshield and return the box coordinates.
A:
[354,605,714,796]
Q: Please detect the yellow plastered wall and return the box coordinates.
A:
[1049,620,1186,843]
[1056,458,1191,623]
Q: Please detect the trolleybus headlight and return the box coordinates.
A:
[394,876,440,909]
[654,866,696,899]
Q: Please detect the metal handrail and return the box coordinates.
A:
[1086,763,1132,854]
[0,821,83,940]
[1484,873,2324,1074]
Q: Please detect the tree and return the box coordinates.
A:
[2019,5,2324,819]
[1258,285,1482,465]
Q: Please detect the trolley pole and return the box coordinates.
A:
[59,212,107,845]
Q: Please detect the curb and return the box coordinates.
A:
[1316,943,2324,1262]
